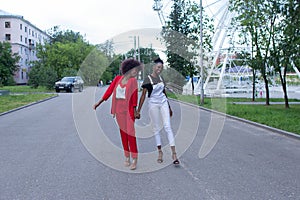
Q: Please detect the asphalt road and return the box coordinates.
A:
[0,86,299,200]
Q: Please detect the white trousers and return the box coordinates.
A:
[148,100,175,147]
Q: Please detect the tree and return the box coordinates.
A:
[47,26,88,44]
[124,47,159,79]
[78,48,109,86]
[162,0,214,92]
[0,42,20,86]
[28,28,94,88]
[230,0,300,107]
[96,40,115,60]
[269,0,300,108]
[229,0,280,105]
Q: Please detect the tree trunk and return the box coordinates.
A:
[191,75,194,94]
[262,74,270,105]
[252,70,256,101]
[282,82,289,108]
[279,68,290,108]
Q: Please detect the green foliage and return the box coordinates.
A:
[78,48,110,86]
[229,0,300,106]
[162,67,186,93]
[47,26,87,44]
[96,40,115,59]
[162,0,214,84]
[0,42,20,86]
[28,27,95,88]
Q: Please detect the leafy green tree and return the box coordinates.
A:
[0,42,20,86]
[96,40,115,60]
[230,0,300,107]
[269,0,300,108]
[162,0,214,91]
[28,28,95,88]
[124,47,159,79]
[47,26,88,44]
[229,0,280,105]
[78,48,109,86]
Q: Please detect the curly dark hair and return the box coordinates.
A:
[154,57,164,64]
[121,58,142,74]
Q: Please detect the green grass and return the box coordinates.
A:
[168,93,300,134]
[0,86,56,114]
[1,85,54,93]
[226,104,300,134]
[0,93,57,113]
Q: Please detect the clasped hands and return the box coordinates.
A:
[135,111,141,119]
[134,108,172,120]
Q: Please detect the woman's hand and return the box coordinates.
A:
[169,107,173,117]
[93,99,104,110]
[135,111,141,119]
[93,103,99,110]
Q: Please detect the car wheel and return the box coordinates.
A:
[70,86,74,93]
[79,85,83,92]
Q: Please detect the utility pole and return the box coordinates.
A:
[134,36,137,60]
[137,36,142,81]
[200,0,204,105]
[137,36,140,62]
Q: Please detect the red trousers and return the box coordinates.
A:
[116,112,138,158]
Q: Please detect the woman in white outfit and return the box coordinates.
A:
[136,58,179,165]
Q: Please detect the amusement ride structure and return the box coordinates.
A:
[152,0,253,95]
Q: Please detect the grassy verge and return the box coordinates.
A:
[0,94,57,114]
[168,93,300,135]
[1,85,54,93]
[0,86,56,114]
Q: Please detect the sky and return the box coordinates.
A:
[1,0,168,45]
[1,0,226,57]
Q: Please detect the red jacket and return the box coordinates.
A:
[102,75,138,119]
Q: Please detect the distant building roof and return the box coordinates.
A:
[0,9,23,18]
[0,9,49,36]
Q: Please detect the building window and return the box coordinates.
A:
[20,35,23,42]
[5,34,11,41]
[25,26,27,32]
[25,37,27,44]
[20,24,22,30]
[5,21,11,28]
[29,39,34,50]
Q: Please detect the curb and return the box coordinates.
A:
[0,94,58,117]
[169,98,300,140]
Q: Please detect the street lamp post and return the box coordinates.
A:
[200,0,204,105]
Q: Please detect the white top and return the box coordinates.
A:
[148,75,168,104]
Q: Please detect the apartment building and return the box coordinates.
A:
[0,10,50,84]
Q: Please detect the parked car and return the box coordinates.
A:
[55,76,84,93]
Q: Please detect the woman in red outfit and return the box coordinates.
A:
[93,59,143,170]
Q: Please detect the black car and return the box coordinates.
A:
[55,76,84,93]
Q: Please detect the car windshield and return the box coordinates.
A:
[61,77,75,82]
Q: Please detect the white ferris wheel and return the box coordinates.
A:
[153,0,252,95]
